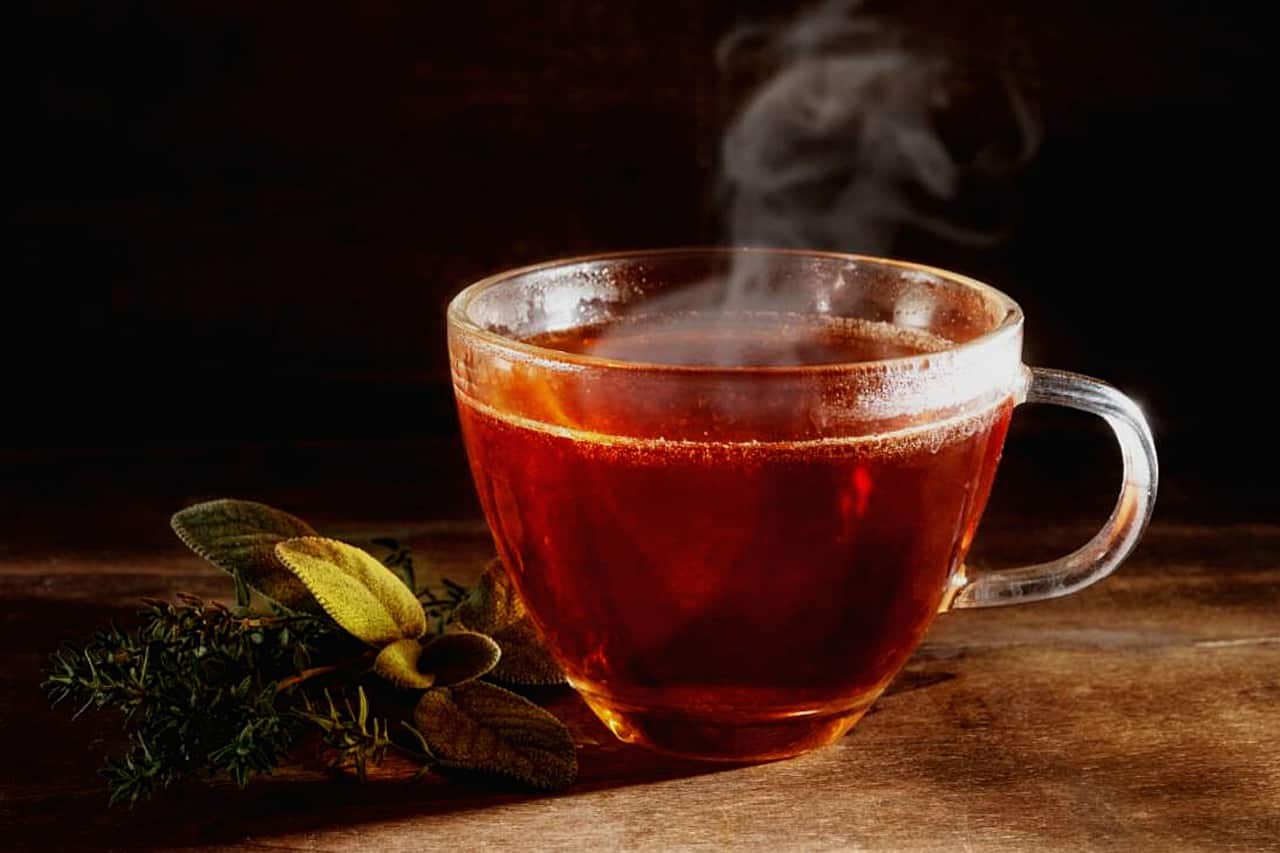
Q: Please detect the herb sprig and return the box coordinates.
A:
[42,499,573,805]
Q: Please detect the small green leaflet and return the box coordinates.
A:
[413,681,577,791]
[275,537,427,645]
[374,633,500,690]
[170,499,322,613]
[453,560,566,686]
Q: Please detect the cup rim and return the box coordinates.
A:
[446,247,1024,375]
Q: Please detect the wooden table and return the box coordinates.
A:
[2,441,1277,852]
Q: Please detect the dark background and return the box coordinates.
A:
[7,1,1271,523]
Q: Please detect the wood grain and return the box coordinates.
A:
[1,505,1277,852]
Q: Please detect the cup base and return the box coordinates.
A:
[577,689,875,762]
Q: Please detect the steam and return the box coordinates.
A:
[717,0,1039,254]
[592,0,1040,367]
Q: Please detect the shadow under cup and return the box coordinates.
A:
[448,249,1026,761]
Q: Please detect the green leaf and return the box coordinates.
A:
[454,560,566,685]
[412,681,577,790]
[274,538,427,644]
[373,633,501,690]
[170,499,323,612]
[374,639,436,689]
[423,632,502,686]
[452,560,520,632]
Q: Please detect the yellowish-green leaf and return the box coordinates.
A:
[374,638,436,689]
[170,499,321,612]
[413,681,577,790]
[373,633,501,690]
[274,537,426,644]
[454,559,565,685]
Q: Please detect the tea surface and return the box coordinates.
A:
[530,311,952,366]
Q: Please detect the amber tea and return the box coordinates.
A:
[457,314,1012,759]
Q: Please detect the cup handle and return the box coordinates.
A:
[949,367,1159,609]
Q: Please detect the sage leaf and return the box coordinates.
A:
[170,499,321,612]
[374,632,501,690]
[374,638,436,689]
[452,560,521,631]
[421,632,502,686]
[413,681,577,790]
[274,537,426,644]
[453,560,566,686]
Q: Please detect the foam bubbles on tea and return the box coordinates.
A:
[532,311,953,367]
